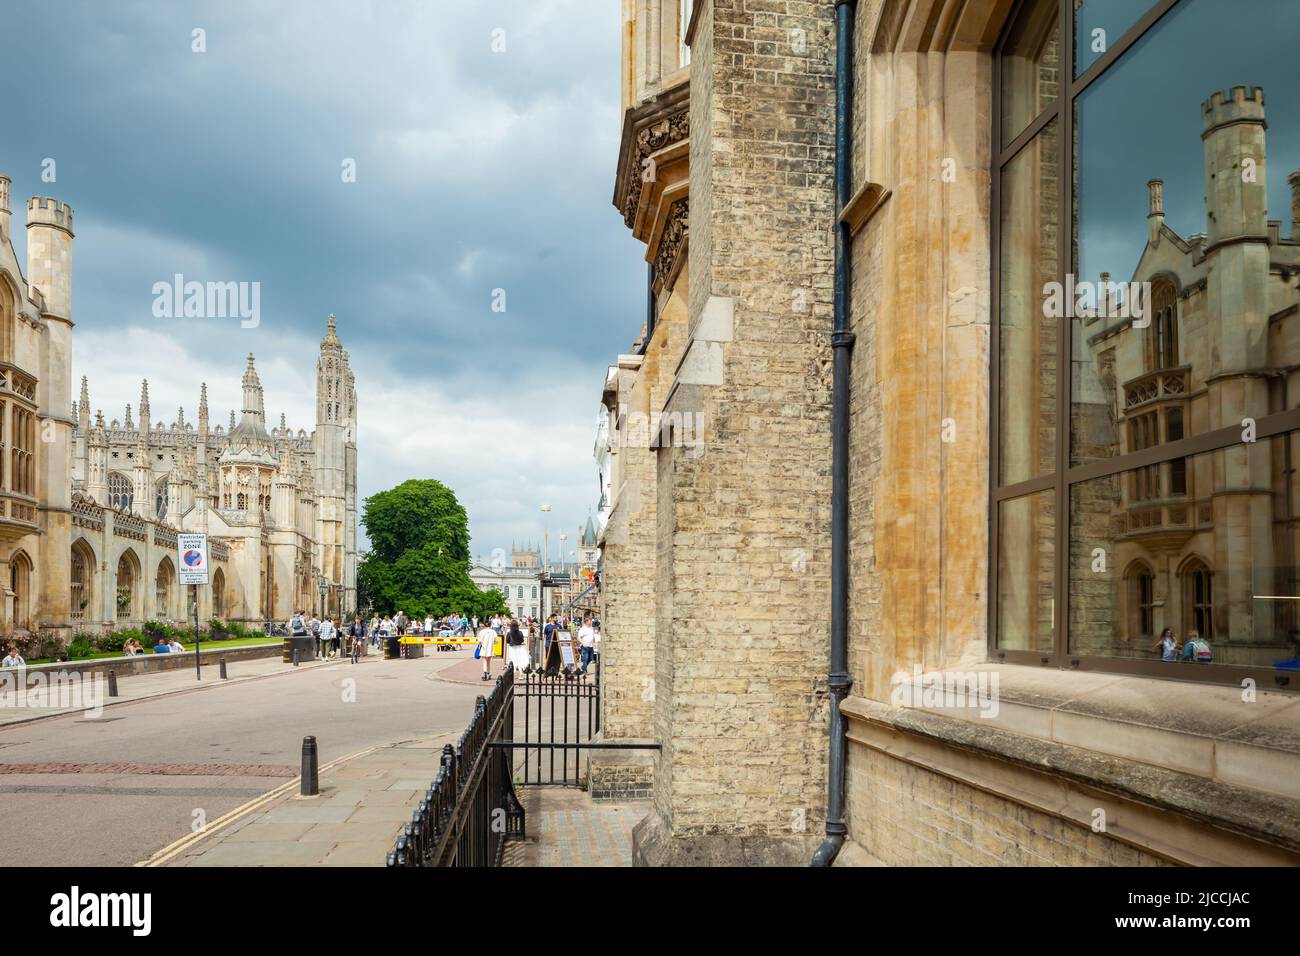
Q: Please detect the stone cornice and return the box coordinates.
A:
[613,81,691,232]
[652,198,689,298]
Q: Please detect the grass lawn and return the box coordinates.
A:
[25,634,279,665]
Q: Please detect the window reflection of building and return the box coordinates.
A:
[994,0,1300,674]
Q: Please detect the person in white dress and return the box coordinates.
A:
[477,624,498,681]
[504,618,529,672]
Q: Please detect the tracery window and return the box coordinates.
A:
[108,472,133,512]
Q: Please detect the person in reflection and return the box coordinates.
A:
[1151,627,1179,662]
[1179,629,1212,663]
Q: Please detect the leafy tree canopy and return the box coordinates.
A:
[357,479,507,620]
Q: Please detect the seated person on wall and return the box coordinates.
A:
[153,637,170,654]
[1179,630,1212,663]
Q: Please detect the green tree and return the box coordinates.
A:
[358,479,507,620]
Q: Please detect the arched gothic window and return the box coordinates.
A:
[1182,559,1213,640]
[155,477,169,518]
[108,472,133,512]
[1146,279,1178,371]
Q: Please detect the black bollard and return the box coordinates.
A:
[219,657,228,680]
[301,736,319,796]
[107,669,118,698]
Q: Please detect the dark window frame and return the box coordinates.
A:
[988,0,1299,689]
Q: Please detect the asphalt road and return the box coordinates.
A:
[0,653,485,866]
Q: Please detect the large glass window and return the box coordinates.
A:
[992,0,1300,683]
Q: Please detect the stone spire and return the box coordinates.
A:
[198,383,209,429]
[79,376,90,429]
[229,410,236,432]
[176,406,185,428]
[241,353,266,424]
[139,380,151,436]
[322,314,341,351]
[124,403,133,430]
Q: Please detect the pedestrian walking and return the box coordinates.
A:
[505,618,529,672]
[476,623,499,681]
[577,615,596,674]
[319,616,337,659]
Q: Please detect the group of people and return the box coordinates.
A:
[1152,627,1213,663]
[476,611,601,681]
[140,636,185,655]
[288,610,367,660]
[367,611,474,644]
[278,606,602,673]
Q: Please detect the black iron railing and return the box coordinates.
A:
[513,666,601,785]
[386,666,525,867]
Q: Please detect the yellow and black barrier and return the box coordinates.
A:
[399,635,476,645]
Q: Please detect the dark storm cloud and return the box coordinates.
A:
[1076,0,1300,281]
[0,0,644,374]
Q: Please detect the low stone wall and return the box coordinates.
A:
[588,746,655,802]
[4,642,283,682]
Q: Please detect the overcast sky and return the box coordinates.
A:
[0,0,643,563]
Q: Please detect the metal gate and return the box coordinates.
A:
[511,664,601,786]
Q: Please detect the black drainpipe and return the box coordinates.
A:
[811,0,856,868]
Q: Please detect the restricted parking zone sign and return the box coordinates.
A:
[177,533,209,585]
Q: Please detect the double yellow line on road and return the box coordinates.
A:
[136,745,377,867]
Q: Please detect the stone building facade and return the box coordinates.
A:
[0,176,358,642]
[599,0,1300,867]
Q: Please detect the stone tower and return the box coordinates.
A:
[314,315,353,617]
[1202,86,1270,382]
[1201,85,1274,644]
[27,196,75,641]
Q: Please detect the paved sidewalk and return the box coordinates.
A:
[437,652,503,685]
[0,652,342,726]
[151,733,456,867]
[502,788,644,867]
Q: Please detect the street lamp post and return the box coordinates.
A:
[541,504,552,574]
[318,576,327,619]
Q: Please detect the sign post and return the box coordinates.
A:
[178,533,209,681]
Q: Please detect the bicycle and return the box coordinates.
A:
[351,634,362,664]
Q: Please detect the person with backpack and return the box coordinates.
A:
[310,615,322,658]
[1179,629,1213,663]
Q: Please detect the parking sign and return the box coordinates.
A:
[178,533,209,585]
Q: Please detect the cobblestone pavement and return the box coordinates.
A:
[502,787,644,867]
